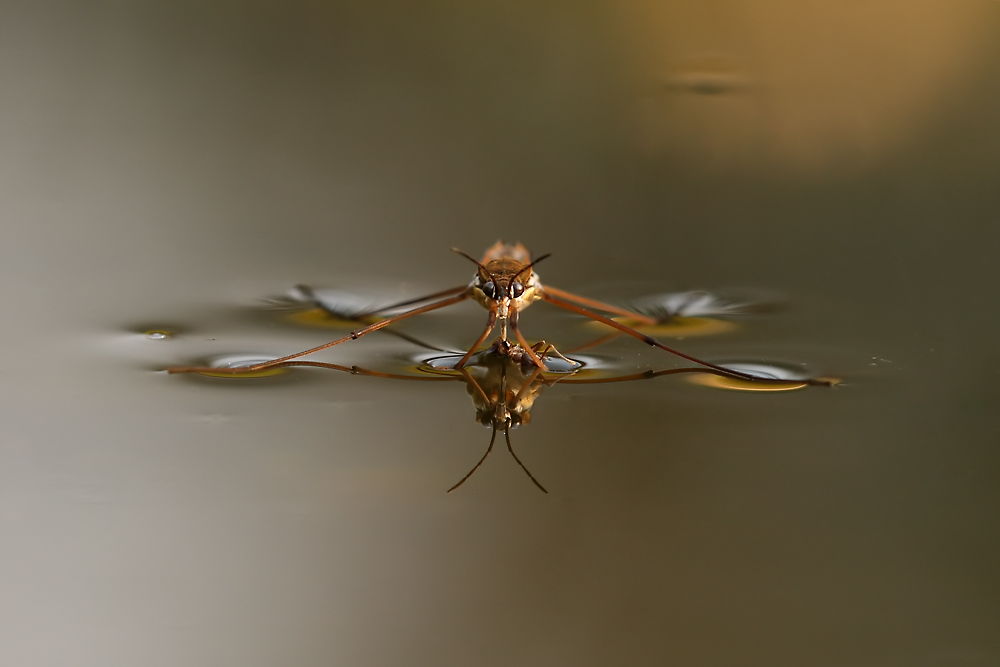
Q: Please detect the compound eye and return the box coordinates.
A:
[510,281,524,298]
[482,281,497,299]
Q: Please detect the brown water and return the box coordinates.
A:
[2,3,999,666]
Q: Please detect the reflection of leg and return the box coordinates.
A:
[455,311,498,369]
[458,367,490,405]
[562,330,623,354]
[447,426,497,493]
[557,366,835,388]
[378,329,464,354]
[509,360,548,407]
[169,292,470,375]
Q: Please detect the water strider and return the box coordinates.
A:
[165,241,836,491]
[167,241,836,385]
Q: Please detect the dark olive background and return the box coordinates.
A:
[2,2,998,666]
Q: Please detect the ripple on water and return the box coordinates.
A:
[418,352,598,374]
[689,360,816,392]
[193,354,289,379]
[131,325,180,340]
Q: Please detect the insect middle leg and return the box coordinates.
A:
[168,291,470,375]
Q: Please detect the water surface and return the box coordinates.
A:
[2,3,999,666]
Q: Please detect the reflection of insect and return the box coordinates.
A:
[263,337,568,492]
[244,336,800,493]
[168,241,832,384]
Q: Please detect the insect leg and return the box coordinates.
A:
[295,284,464,353]
[509,309,548,370]
[559,367,736,384]
[264,360,458,381]
[532,341,579,367]
[454,310,498,369]
[541,290,830,385]
[541,285,658,325]
[354,284,471,317]
[168,291,470,375]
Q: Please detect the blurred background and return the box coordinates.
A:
[1,1,999,665]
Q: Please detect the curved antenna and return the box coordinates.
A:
[451,247,499,285]
[504,426,548,493]
[511,252,551,285]
[447,425,498,493]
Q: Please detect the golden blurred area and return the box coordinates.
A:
[615,0,999,172]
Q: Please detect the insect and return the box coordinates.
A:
[168,241,828,384]
[167,241,835,491]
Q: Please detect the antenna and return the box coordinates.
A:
[451,247,499,285]
[511,253,551,284]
